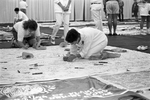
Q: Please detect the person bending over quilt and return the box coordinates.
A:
[13,7,28,24]
[63,27,121,62]
[11,19,46,50]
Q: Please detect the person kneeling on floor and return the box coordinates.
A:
[11,19,46,50]
[64,27,121,62]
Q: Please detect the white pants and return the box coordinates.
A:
[85,38,108,58]
[91,10,103,31]
[52,13,70,38]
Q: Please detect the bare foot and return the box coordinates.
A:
[89,51,121,60]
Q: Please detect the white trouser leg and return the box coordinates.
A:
[91,10,103,31]
[85,38,108,58]
[63,13,70,38]
[51,13,63,39]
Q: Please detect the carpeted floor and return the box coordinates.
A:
[39,27,150,53]
[107,35,150,54]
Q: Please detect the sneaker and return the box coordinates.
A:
[59,42,68,47]
[140,29,147,35]
[113,33,117,36]
[61,36,65,39]
[51,38,55,44]
[108,33,112,36]
[147,29,150,34]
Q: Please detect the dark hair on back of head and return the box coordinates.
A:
[65,29,80,43]
[14,8,19,12]
[23,19,38,31]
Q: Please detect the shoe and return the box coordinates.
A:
[108,33,112,36]
[113,33,117,36]
[137,45,148,51]
[61,36,65,39]
[59,42,68,47]
[51,38,55,44]
[147,29,150,34]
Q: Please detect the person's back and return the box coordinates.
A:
[78,27,107,43]
[17,11,28,21]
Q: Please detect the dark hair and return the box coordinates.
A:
[23,19,38,31]
[65,29,80,43]
[14,8,19,12]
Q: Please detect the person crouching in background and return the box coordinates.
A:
[11,19,46,50]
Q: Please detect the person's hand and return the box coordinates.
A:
[23,44,29,49]
[67,54,77,62]
[35,45,47,50]
[62,6,69,12]
[65,6,69,11]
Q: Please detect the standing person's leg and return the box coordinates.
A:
[63,13,70,39]
[51,13,63,44]
[146,16,150,34]
[121,8,124,21]
[112,1,119,35]
[118,10,121,21]
[107,14,113,35]
[91,10,103,31]
[134,11,138,21]
[59,13,70,47]
[112,14,118,35]
[146,16,150,29]
[106,1,113,35]
[140,16,145,32]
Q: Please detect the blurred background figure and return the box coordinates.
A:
[132,0,139,22]
[103,0,120,36]
[19,0,28,14]
[50,0,72,45]
[90,0,103,31]
[118,0,124,21]
[13,7,28,24]
[138,0,150,34]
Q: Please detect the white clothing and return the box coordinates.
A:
[91,9,103,31]
[55,13,70,37]
[19,0,28,9]
[148,3,150,12]
[13,20,40,42]
[90,0,103,10]
[52,0,72,39]
[90,0,103,31]
[70,27,108,58]
[16,11,28,21]
[139,3,150,16]
[54,0,72,13]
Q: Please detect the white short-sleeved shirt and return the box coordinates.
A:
[19,0,28,9]
[148,3,150,12]
[54,0,72,13]
[16,11,28,21]
[139,3,150,16]
[13,20,41,42]
[70,27,107,58]
[90,0,103,10]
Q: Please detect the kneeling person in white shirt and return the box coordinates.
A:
[64,27,120,62]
